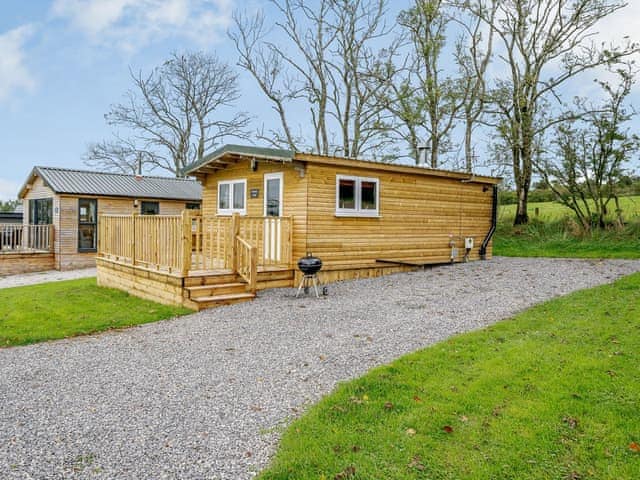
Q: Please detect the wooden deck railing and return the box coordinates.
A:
[98,212,292,276]
[235,236,257,292]
[0,224,53,252]
[191,215,232,271]
[238,216,293,268]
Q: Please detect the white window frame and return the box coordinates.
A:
[217,179,247,216]
[335,175,380,217]
[263,172,284,217]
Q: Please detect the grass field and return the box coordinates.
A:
[494,195,640,259]
[498,195,640,223]
[258,272,640,480]
[0,278,191,347]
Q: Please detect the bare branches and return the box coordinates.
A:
[86,52,249,177]
[230,0,395,158]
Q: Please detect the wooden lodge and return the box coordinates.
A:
[96,145,500,310]
[13,167,201,273]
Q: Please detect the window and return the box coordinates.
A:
[185,202,201,210]
[141,201,159,215]
[78,198,97,252]
[336,175,379,217]
[217,180,246,215]
[29,198,53,225]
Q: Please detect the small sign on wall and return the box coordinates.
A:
[250,188,260,198]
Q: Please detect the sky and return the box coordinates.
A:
[0,0,639,201]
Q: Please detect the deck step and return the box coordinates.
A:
[184,273,240,287]
[186,282,248,298]
[187,292,256,310]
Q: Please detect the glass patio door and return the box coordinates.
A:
[264,173,283,263]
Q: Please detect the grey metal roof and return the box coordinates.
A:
[183,144,294,175]
[26,167,202,201]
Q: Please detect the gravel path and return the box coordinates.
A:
[1,257,639,479]
[0,268,96,289]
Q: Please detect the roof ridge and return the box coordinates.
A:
[35,166,198,182]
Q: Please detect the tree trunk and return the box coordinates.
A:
[514,185,529,225]
[464,119,473,172]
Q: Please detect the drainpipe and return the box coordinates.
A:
[479,185,498,260]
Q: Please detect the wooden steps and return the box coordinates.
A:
[183,267,294,310]
[184,275,255,310]
[184,291,256,310]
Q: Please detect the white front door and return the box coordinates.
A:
[264,173,283,262]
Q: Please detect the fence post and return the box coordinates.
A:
[132,212,138,266]
[230,213,240,272]
[181,210,192,276]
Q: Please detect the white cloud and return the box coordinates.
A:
[51,0,233,50]
[0,178,21,201]
[0,25,36,104]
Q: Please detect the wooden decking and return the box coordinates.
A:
[96,213,295,310]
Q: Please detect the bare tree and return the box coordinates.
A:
[230,0,394,158]
[452,0,497,172]
[464,0,638,224]
[86,52,249,177]
[384,0,467,167]
[536,64,639,230]
[85,138,152,175]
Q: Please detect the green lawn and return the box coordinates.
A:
[259,273,640,480]
[0,278,191,347]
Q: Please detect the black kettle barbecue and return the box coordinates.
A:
[296,253,324,297]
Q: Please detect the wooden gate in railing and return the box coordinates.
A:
[191,216,232,271]
[238,216,292,268]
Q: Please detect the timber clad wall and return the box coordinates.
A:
[0,252,55,275]
[97,258,184,306]
[199,156,495,285]
[201,159,309,263]
[305,163,493,269]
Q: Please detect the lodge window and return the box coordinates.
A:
[78,198,97,252]
[217,180,246,215]
[29,198,53,225]
[141,201,160,215]
[336,175,379,217]
[185,202,201,210]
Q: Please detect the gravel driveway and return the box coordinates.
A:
[1,257,639,479]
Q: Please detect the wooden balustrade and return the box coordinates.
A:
[99,214,183,273]
[191,215,232,271]
[0,224,53,252]
[238,216,292,267]
[134,215,183,272]
[98,212,292,276]
[235,235,257,292]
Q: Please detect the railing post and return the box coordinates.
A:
[49,225,55,252]
[288,216,293,267]
[181,210,192,276]
[230,213,240,272]
[250,245,258,293]
[132,212,138,266]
